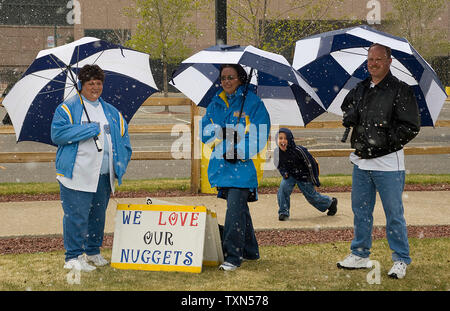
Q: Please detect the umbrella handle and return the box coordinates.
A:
[92,135,103,152]
[341,127,351,143]
[83,106,103,153]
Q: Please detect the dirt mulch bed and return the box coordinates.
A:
[1,225,449,255]
[1,183,449,203]
[1,184,449,255]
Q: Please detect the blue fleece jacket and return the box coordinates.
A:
[51,94,132,185]
[201,85,271,189]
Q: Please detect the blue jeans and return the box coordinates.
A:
[277,176,332,216]
[59,174,111,261]
[350,165,411,264]
[222,188,259,266]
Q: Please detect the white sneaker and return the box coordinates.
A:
[388,261,407,279]
[219,261,238,271]
[86,254,109,267]
[337,253,372,269]
[64,254,96,272]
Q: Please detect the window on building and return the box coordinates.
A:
[0,0,70,26]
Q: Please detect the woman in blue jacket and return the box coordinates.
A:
[51,64,132,272]
[201,64,271,271]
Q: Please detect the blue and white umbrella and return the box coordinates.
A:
[2,37,159,146]
[293,25,447,126]
[170,45,325,126]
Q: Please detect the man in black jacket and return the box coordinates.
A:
[337,43,420,279]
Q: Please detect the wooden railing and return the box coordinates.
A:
[1,96,450,193]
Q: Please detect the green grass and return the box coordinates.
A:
[0,238,448,291]
[0,174,449,196]
[2,175,448,293]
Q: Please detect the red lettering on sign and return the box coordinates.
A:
[180,212,188,226]
[168,212,178,226]
[158,212,166,225]
[157,212,200,227]
[190,213,199,227]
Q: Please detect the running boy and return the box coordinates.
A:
[274,128,337,220]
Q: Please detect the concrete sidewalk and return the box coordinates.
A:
[1,191,449,238]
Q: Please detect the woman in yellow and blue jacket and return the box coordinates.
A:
[201,64,270,271]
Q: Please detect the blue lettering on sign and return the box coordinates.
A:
[141,250,151,264]
[163,250,171,265]
[173,250,182,265]
[133,211,142,224]
[122,211,142,225]
[152,250,161,264]
[122,211,132,224]
[120,249,195,266]
[184,252,193,266]
[121,249,130,262]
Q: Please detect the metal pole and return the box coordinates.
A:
[215,0,227,45]
[190,101,200,194]
[54,25,58,47]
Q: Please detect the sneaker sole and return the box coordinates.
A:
[219,264,238,271]
[219,267,237,271]
[388,273,405,279]
[88,261,108,267]
[337,263,368,270]
[337,262,372,270]
[327,198,338,216]
[63,265,96,272]
[86,256,109,266]
[278,215,289,221]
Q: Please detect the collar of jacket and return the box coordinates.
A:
[215,85,246,108]
[67,94,114,126]
[363,71,396,90]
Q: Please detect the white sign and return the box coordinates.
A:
[111,204,223,273]
[47,36,55,48]
[202,209,224,266]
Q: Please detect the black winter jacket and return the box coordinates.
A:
[341,72,420,159]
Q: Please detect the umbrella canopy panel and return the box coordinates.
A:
[3,37,158,145]
[171,45,325,127]
[293,26,447,126]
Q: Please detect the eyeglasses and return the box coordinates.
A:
[220,75,237,81]
[367,57,389,64]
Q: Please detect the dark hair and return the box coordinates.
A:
[220,64,248,84]
[368,43,392,58]
[78,64,105,85]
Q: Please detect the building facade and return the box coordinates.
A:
[0,0,448,92]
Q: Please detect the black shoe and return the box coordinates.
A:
[278,214,289,221]
[327,198,337,216]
